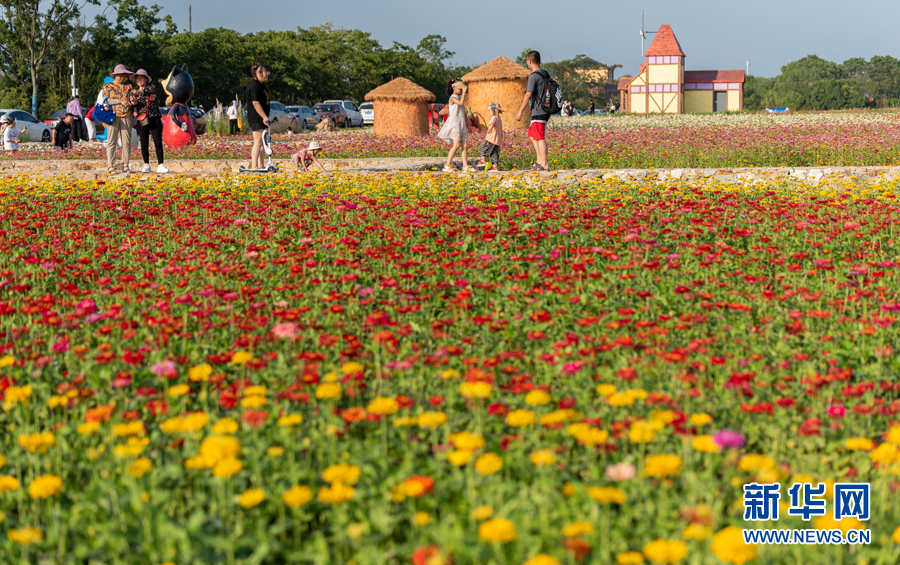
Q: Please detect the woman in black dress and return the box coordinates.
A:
[131,68,168,173]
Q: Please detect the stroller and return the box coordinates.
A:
[239,118,278,173]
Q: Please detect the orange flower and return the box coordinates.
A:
[341,407,367,423]
[85,404,114,423]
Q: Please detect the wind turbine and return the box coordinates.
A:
[640,10,656,56]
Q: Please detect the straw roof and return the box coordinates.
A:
[365,77,435,102]
[462,57,530,82]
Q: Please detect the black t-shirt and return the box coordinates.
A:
[54,121,72,145]
[245,79,270,124]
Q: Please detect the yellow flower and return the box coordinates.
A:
[346,523,367,539]
[414,512,432,525]
[417,411,447,430]
[892,524,900,544]
[450,431,485,451]
[522,555,560,565]
[628,421,657,443]
[317,482,356,504]
[571,426,610,446]
[530,448,557,467]
[282,485,313,508]
[710,526,756,564]
[540,409,581,426]
[644,454,682,478]
[315,383,342,399]
[596,384,617,396]
[588,486,627,505]
[651,410,675,424]
[887,427,900,444]
[846,437,874,451]
[471,505,494,520]
[167,384,190,398]
[277,414,303,427]
[341,361,363,375]
[77,422,100,435]
[562,482,577,497]
[813,514,862,535]
[243,385,267,397]
[113,421,145,437]
[525,390,551,406]
[459,381,492,399]
[440,369,461,380]
[682,523,712,540]
[616,552,645,565]
[448,449,474,466]
[5,385,32,404]
[241,395,267,408]
[0,475,20,492]
[393,416,418,427]
[126,457,152,478]
[478,518,517,543]
[642,539,688,564]
[200,435,242,462]
[322,464,361,485]
[238,488,265,508]
[608,393,635,407]
[8,526,42,545]
[689,413,712,426]
[18,431,55,453]
[231,351,253,365]
[160,413,210,434]
[738,454,776,473]
[367,396,399,415]
[188,363,213,382]
[506,409,537,427]
[0,355,14,368]
[212,457,244,479]
[692,435,720,453]
[212,418,238,434]
[28,474,63,499]
[870,442,900,464]
[562,521,594,537]
[475,452,503,475]
[626,389,648,400]
[267,446,285,458]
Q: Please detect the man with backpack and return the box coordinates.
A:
[515,50,561,171]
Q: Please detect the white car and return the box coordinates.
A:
[359,102,374,125]
[0,109,52,142]
[323,100,363,127]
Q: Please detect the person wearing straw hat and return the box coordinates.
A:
[102,64,138,173]
[130,68,168,173]
[291,141,326,173]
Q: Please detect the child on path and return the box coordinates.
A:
[2,116,24,152]
[292,141,327,173]
[437,78,473,173]
[477,103,503,171]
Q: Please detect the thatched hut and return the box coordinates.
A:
[365,77,436,137]
[462,57,531,130]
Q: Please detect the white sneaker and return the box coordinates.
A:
[157,164,169,173]
[141,164,151,173]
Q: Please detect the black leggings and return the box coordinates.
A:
[136,116,164,164]
[230,119,238,134]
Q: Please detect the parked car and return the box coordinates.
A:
[323,99,363,127]
[358,102,374,126]
[285,106,321,130]
[313,103,354,128]
[0,109,52,142]
[268,101,296,127]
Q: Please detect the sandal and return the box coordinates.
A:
[529,162,543,171]
[107,167,116,174]
[461,167,475,173]
[442,166,459,173]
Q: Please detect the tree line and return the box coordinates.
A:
[0,0,471,118]
[744,55,900,110]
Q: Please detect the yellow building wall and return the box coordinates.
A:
[684,91,713,113]
[727,90,741,111]
[663,93,679,113]
[632,94,646,113]
[648,64,680,84]
[649,93,664,113]
[631,73,646,87]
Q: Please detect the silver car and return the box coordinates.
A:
[286,106,322,130]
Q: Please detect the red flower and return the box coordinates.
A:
[429,395,445,408]
[241,409,268,428]
[487,403,509,416]
[563,537,592,561]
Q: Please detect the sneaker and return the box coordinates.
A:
[489,166,499,171]
[141,164,151,173]
[157,164,169,173]
[475,159,487,169]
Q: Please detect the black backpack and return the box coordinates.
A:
[532,70,563,115]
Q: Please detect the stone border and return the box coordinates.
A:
[0,157,898,183]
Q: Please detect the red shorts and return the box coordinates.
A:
[528,121,546,141]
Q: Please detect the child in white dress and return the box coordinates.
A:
[437,78,473,173]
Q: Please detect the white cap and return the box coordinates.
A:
[0,115,9,124]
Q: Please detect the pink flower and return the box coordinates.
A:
[150,360,177,377]
[827,405,846,419]
[271,323,299,340]
[605,462,636,482]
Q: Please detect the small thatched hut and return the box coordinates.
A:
[365,77,436,137]
[462,57,531,131]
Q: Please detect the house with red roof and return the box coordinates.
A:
[617,25,744,114]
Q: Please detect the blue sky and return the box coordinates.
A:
[93,0,898,78]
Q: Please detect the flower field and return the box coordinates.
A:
[4,110,900,171]
[3,172,900,565]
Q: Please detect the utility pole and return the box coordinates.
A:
[69,59,78,98]
[746,60,750,76]
[189,5,192,33]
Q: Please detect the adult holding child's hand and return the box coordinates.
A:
[246,64,272,171]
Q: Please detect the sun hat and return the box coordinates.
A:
[308,141,322,151]
[111,64,134,76]
[0,116,8,124]
[130,68,152,82]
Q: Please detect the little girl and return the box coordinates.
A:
[437,78,473,173]
[477,102,503,171]
[292,140,326,172]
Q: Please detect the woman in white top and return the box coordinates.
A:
[437,78,473,173]
[226,100,239,135]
